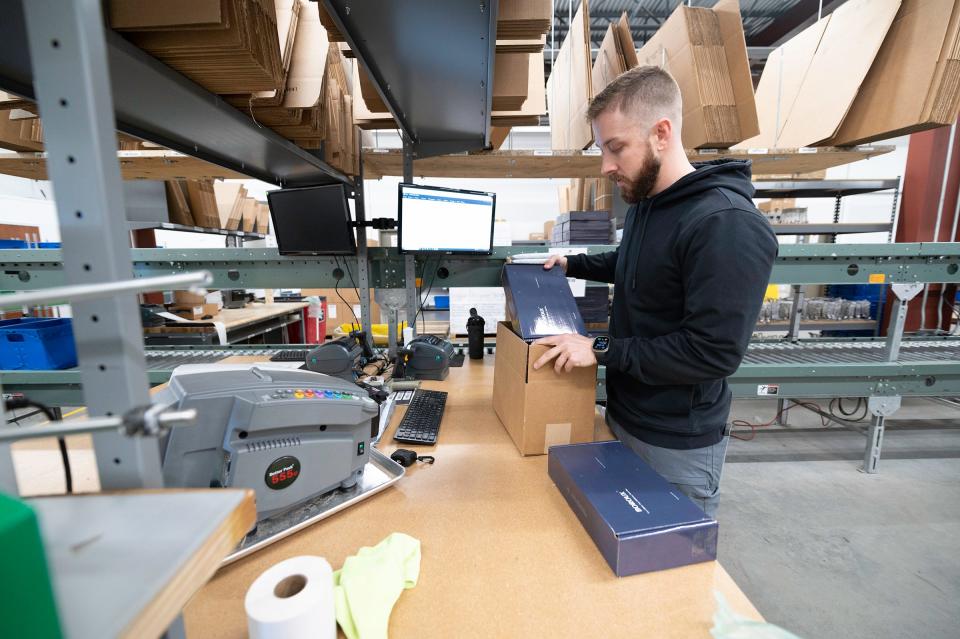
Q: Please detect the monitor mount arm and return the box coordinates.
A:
[351,218,397,230]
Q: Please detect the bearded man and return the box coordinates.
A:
[534,66,778,518]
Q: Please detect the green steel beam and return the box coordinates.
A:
[3,243,959,292]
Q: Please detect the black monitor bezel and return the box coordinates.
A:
[397,182,496,255]
[267,184,357,256]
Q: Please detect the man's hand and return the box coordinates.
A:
[542,254,568,273]
[532,333,596,373]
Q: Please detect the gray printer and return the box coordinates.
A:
[402,335,455,380]
[155,365,379,519]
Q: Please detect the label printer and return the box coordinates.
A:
[155,365,379,520]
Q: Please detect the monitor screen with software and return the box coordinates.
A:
[398,183,496,254]
[267,184,356,256]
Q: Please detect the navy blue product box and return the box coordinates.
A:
[501,264,587,340]
[548,441,718,576]
[557,211,611,224]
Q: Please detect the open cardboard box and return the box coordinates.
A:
[493,321,597,456]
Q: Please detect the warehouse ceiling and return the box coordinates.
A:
[545,0,853,79]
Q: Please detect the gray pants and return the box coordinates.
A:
[607,415,729,519]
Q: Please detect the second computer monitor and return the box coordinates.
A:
[398,183,496,255]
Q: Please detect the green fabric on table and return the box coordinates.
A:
[334,532,421,639]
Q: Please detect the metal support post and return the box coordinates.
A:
[830,194,841,243]
[885,283,923,361]
[785,284,804,341]
[0,379,18,493]
[375,290,407,359]
[23,0,163,488]
[861,396,901,474]
[775,283,806,426]
[402,137,418,336]
[353,151,374,352]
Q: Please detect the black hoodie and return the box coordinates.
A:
[566,159,778,450]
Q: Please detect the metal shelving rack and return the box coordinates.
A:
[0,0,351,187]
[0,2,957,492]
[132,222,266,247]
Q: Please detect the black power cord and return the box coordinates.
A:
[333,256,362,332]
[3,396,73,493]
[413,258,441,334]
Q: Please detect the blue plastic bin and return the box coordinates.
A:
[0,318,78,370]
[0,239,29,249]
[434,295,450,309]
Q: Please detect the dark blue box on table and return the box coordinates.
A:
[548,440,718,576]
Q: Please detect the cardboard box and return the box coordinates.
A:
[301,288,381,335]
[825,0,960,146]
[636,0,758,149]
[168,304,204,320]
[547,0,593,149]
[549,440,718,576]
[493,52,530,111]
[492,322,596,456]
[173,290,223,313]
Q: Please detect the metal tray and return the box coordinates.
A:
[223,448,404,565]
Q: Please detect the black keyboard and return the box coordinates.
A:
[393,390,448,445]
[269,349,309,362]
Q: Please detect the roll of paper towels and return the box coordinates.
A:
[245,555,335,639]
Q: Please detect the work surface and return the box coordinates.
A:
[184,355,762,638]
[155,302,308,332]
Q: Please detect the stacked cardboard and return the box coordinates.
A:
[227,8,358,174]
[214,182,248,231]
[591,13,638,98]
[355,52,546,130]
[551,211,613,246]
[547,0,593,150]
[163,179,247,230]
[185,180,221,228]
[494,53,531,111]
[256,202,271,234]
[0,92,33,112]
[108,0,284,95]
[164,181,194,226]
[316,4,345,42]
[559,177,613,214]
[635,0,758,149]
[739,0,901,149]
[0,111,43,152]
[825,0,960,146]
[224,0,303,110]
[496,36,546,54]
[242,200,258,234]
[497,0,552,40]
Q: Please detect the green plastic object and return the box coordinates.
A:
[0,493,63,639]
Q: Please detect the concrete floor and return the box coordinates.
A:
[719,397,960,639]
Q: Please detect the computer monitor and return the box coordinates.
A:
[267,185,356,256]
[398,183,496,255]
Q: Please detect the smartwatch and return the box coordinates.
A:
[592,335,611,354]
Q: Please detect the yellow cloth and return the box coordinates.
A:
[333,533,421,639]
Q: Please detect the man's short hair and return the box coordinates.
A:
[586,65,682,126]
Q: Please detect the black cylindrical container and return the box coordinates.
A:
[466,307,485,359]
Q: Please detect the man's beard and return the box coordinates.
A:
[612,144,661,204]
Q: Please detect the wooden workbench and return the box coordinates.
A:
[144,302,308,344]
[183,355,763,638]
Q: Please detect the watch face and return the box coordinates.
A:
[593,335,610,352]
